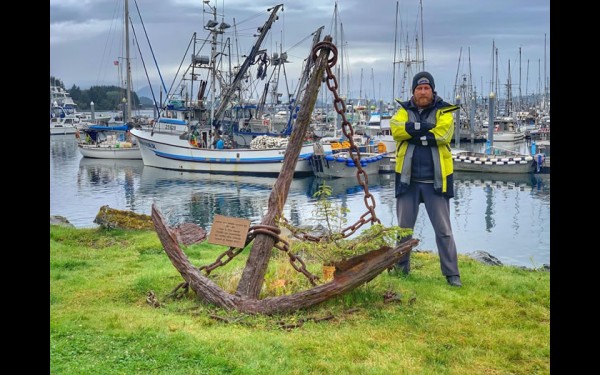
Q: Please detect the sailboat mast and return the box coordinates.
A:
[295,26,323,105]
[359,68,363,103]
[490,40,495,95]
[506,60,512,115]
[518,47,522,111]
[333,1,339,133]
[392,1,398,101]
[544,33,548,106]
[208,3,217,127]
[125,0,132,122]
[419,0,425,70]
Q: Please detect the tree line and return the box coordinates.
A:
[50,76,149,111]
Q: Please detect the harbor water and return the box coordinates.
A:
[50,135,550,268]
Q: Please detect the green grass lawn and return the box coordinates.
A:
[50,225,550,374]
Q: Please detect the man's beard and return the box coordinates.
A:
[414,96,433,108]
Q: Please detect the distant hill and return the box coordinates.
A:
[139,96,154,106]
[136,84,162,102]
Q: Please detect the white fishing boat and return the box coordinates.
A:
[489,117,525,142]
[133,125,317,175]
[452,149,534,174]
[310,150,387,178]
[132,4,327,176]
[78,124,141,159]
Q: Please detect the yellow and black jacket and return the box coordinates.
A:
[390,95,459,198]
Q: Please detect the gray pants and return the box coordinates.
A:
[396,182,460,276]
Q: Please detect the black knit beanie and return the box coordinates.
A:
[412,71,435,92]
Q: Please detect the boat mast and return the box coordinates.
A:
[490,40,495,95]
[543,33,548,110]
[518,47,522,111]
[207,2,217,128]
[125,0,132,122]
[333,1,339,134]
[359,68,363,105]
[294,26,324,105]
[419,0,425,70]
[281,25,324,135]
[211,4,283,128]
[392,1,399,101]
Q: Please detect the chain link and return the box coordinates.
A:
[198,223,319,285]
[314,40,381,238]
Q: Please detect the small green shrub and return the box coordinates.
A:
[291,183,412,266]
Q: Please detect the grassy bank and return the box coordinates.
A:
[50,225,549,374]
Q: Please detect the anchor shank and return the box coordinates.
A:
[236,36,334,298]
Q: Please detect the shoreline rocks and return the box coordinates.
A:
[50,215,75,228]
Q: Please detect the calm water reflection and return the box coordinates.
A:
[51,135,550,267]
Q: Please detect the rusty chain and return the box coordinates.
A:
[308,40,381,239]
[199,224,319,286]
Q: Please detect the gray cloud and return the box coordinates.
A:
[50,0,550,103]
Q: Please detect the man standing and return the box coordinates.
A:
[390,71,462,287]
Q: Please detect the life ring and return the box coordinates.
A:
[263,119,269,126]
[377,142,386,153]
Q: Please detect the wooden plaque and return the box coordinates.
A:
[207,215,251,248]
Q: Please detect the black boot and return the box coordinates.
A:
[446,275,462,287]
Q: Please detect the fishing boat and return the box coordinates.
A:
[230,26,324,148]
[310,151,387,178]
[452,148,534,174]
[309,139,388,178]
[488,116,526,142]
[77,124,141,159]
[131,4,328,177]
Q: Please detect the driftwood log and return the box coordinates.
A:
[151,35,418,314]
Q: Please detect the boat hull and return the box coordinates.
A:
[131,128,318,176]
[78,144,142,159]
[310,152,386,178]
[50,125,77,136]
[489,132,525,142]
[452,151,534,173]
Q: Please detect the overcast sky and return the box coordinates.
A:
[50,0,550,104]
